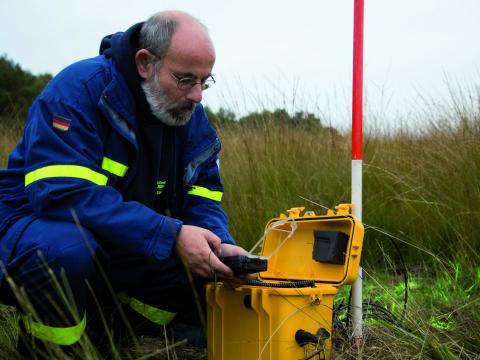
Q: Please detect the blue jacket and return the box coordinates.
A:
[0,54,234,275]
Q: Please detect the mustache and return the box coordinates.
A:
[177,101,196,111]
[169,102,195,116]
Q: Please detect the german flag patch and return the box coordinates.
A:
[52,115,71,131]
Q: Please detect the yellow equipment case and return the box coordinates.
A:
[207,205,364,360]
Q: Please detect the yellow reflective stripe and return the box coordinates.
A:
[25,165,107,186]
[101,156,128,177]
[22,312,86,346]
[187,185,223,202]
[117,292,176,325]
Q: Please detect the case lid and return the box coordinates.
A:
[258,205,364,286]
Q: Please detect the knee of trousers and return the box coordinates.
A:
[11,218,103,287]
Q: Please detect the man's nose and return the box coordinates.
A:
[185,83,203,103]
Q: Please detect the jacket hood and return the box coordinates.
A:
[99,22,158,123]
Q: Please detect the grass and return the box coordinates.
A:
[332,262,480,359]
[0,116,23,166]
[0,271,207,360]
[215,86,480,358]
[218,101,480,265]
[0,84,479,358]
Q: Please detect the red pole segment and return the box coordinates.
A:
[352,0,364,161]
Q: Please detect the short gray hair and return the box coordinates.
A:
[138,14,178,62]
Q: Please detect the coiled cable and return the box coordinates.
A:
[245,279,316,288]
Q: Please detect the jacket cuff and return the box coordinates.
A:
[216,230,236,245]
[148,216,183,260]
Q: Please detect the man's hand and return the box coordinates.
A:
[216,243,257,288]
[175,225,233,278]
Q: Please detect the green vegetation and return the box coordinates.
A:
[215,97,480,267]
[0,57,479,358]
[333,264,480,358]
[213,85,479,358]
[0,55,51,126]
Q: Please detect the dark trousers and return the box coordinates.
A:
[0,217,205,346]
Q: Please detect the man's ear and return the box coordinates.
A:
[135,49,154,80]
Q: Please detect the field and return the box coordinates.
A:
[0,87,479,359]
[216,93,480,358]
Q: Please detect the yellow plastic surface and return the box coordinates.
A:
[260,207,364,285]
[207,284,337,360]
[207,205,365,360]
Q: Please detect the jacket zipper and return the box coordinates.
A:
[184,138,221,188]
[99,95,139,190]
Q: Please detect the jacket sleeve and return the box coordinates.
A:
[180,108,236,245]
[182,156,236,245]
[23,96,182,262]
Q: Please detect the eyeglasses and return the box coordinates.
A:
[146,49,216,91]
[170,73,216,91]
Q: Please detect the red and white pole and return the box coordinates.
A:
[351,0,364,343]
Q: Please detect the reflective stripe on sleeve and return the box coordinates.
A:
[117,292,176,325]
[101,156,128,177]
[187,185,223,202]
[25,165,108,186]
[21,312,86,346]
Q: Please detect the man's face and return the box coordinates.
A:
[141,26,216,126]
[141,63,197,126]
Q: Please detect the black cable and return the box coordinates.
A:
[244,279,316,288]
[367,225,409,320]
[332,299,346,329]
[302,347,325,360]
[334,298,404,332]
[336,226,409,331]
[362,312,399,326]
[344,286,352,328]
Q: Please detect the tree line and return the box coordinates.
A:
[204,107,331,131]
[0,55,52,124]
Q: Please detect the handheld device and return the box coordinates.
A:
[219,255,268,275]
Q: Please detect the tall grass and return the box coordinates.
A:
[0,118,23,167]
[218,121,350,250]
[213,88,480,358]
[218,91,480,268]
[0,85,479,358]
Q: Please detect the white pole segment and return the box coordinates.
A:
[351,159,363,339]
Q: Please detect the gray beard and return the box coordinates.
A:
[141,74,196,126]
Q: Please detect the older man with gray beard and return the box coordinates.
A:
[0,10,251,357]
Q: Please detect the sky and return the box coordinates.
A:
[1,0,479,129]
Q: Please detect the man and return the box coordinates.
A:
[0,10,250,356]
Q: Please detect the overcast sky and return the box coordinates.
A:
[1,0,479,129]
